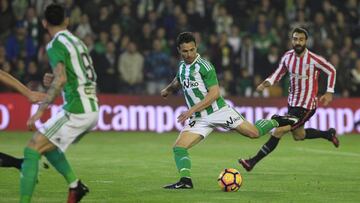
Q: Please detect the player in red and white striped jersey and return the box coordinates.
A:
[239,27,340,172]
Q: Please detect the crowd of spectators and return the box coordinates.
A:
[0,0,359,97]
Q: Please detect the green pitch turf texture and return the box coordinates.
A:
[0,131,359,203]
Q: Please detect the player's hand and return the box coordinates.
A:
[177,109,194,123]
[27,110,44,131]
[256,81,270,92]
[319,92,333,106]
[28,91,47,103]
[160,89,170,99]
[43,73,54,87]
[256,83,265,92]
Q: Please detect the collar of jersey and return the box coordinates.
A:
[185,54,200,67]
[53,29,70,39]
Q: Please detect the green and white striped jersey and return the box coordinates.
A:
[177,54,226,117]
[46,30,98,114]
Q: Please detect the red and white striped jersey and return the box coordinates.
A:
[266,49,336,110]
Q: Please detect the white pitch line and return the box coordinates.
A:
[295,147,360,157]
[90,180,114,183]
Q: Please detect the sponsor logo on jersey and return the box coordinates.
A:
[183,79,199,89]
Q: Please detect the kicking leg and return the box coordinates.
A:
[163,131,203,189]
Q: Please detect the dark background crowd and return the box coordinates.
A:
[0,0,359,97]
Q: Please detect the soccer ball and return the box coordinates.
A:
[217,168,243,192]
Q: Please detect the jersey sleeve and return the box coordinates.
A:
[311,54,336,93]
[265,54,288,85]
[47,40,67,69]
[200,63,218,88]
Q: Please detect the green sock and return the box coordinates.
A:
[255,119,279,136]
[20,147,41,203]
[173,147,191,178]
[44,148,77,185]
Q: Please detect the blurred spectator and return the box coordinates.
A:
[137,23,153,55]
[0,61,14,92]
[23,7,40,47]
[13,58,26,81]
[75,14,93,39]
[23,60,43,91]
[0,0,15,41]
[213,4,233,34]
[94,31,109,55]
[240,35,256,76]
[185,0,204,32]
[109,23,122,46]
[117,41,144,93]
[118,4,137,35]
[349,59,360,97]
[92,5,113,33]
[93,41,118,93]
[252,23,277,56]
[12,0,28,21]
[145,39,171,95]
[65,0,82,30]
[227,25,242,56]
[5,23,36,63]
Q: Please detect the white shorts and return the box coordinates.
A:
[181,106,245,138]
[39,110,99,152]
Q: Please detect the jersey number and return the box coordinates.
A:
[81,53,96,82]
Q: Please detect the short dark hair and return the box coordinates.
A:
[291,27,309,39]
[44,3,65,26]
[176,32,196,48]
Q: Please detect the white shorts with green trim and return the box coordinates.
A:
[38,110,99,152]
[181,106,245,138]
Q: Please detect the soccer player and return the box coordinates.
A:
[239,27,339,172]
[161,32,297,189]
[20,3,99,203]
[0,70,45,170]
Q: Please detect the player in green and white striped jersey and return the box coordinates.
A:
[20,4,98,203]
[161,32,298,189]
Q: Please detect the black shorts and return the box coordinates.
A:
[287,106,316,130]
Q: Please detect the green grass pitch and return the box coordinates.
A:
[0,131,360,203]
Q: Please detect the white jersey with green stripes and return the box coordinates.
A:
[177,54,226,118]
[46,30,98,114]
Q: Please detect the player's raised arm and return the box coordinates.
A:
[160,76,181,98]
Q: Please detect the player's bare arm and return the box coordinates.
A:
[256,80,271,92]
[177,85,220,123]
[27,63,67,130]
[161,77,181,98]
[0,70,46,103]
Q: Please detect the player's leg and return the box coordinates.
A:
[20,131,56,203]
[238,126,291,171]
[163,131,204,189]
[41,111,98,203]
[293,126,339,147]
[0,152,23,169]
[289,107,339,147]
[164,117,212,189]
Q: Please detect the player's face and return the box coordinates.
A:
[178,42,197,64]
[292,32,307,55]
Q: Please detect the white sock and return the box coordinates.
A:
[69,179,79,188]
